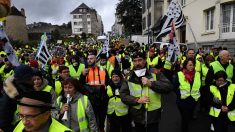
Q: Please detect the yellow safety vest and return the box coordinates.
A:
[211,61,233,82]
[201,64,209,86]
[147,55,159,69]
[98,61,114,78]
[107,85,128,116]
[69,63,85,80]
[178,71,201,101]
[164,60,172,70]
[43,85,53,93]
[209,84,235,121]
[56,95,89,132]
[14,118,72,132]
[127,74,161,111]
[55,80,62,96]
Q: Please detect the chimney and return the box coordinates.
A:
[21,8,25,16]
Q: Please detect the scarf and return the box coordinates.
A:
[182,69,195,83]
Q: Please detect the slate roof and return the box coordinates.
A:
[9,6,24,17]
[70,3,91,14]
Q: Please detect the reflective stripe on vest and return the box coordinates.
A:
[107,85,128,116]
[178,71,201,101]
[56,95,89,131]
[201,64,209,86]
[86,66,106,86]
[69,63,85,80]
[13,118,71,132]
[211,61,233,82]
[127,74,161,111]
[209,84,235,121]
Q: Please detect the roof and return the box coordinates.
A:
[9,6,24,17]
[70,3,91,14]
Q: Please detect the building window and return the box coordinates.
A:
[222,3,235,33]
[73,15,78,19]
[87,15,90,18]
[205,8,214,31]
[74,22,78,25]
[181,0,186,6]
[79,15,83,18]
[79,22,83,25]
[88,21,91,25]
[79,28,83,31]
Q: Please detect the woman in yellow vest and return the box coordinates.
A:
[208,71,235,132]
[33,70,57,105]
[173,58,201,132]
[55,77,98,132]
[107,70,131,132]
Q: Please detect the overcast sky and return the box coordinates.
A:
[11,0,119,32]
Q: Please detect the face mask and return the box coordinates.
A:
[73,62,78,66]
[134,68,146,77]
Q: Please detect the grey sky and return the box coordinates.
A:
[11,0,119,32]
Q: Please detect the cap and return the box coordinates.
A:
[17,91,54,109]
[132,51,146,59]
[111,69,123,78]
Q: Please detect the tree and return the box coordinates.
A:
[116,0,142,35]
[51,28,61,42]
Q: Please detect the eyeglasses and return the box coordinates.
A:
[18,111,46,121]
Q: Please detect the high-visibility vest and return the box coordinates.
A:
[98,61,114,77]
[209,84,235,121]
[164,60,172,70]
[211,61,233,82]
[86,66,106,86]
[51,64,59,79]
[55,80,62,96]
[3,69,14,81]
[147,54,159,69]
[56,95,89,132]
[14,118,72,132]
[201,64,209,86]
[69,63,85,80]
[108,55,116,68]
[43,85,53,92]
[107,85,128,116]
[195,60,201,72]
[127,74,161,111]
[178,71,201,101]
[0,65,5,76]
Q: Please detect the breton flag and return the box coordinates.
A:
[156,0,184,38]
[97,35,109,58]
[36,33,51,69]
[167,21,180,64]
[0,28,20,66]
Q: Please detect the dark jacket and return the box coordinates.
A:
[120,70,172,124]
[0,76,34,131]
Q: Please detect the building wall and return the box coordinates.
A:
[4,15,28,43]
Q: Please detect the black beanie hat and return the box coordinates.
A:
[111,69,123,79]
[14,64,34,80]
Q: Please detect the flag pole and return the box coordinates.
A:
[186,19,198,51]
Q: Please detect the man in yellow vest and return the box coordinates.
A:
[206,50,235,86]
[120,51,172,132]
[107,69,131,132]
[68,55,85,80]
[208,71,235,132]
[55,66,70,96]
[14,91,72,132]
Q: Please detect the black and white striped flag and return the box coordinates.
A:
[36,33,51,69]
[156,0,184,39]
